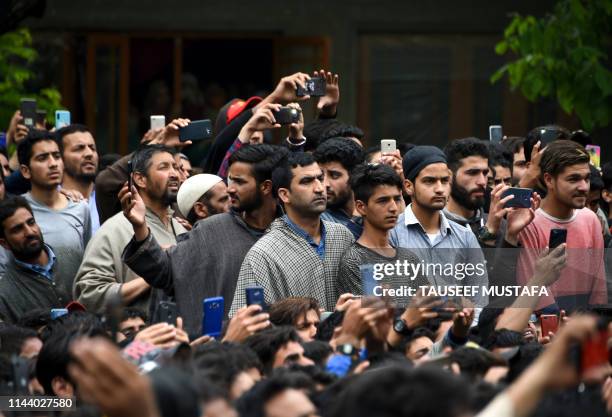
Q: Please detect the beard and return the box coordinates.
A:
[327,187,351,211]
[161,188,178,206]
[65,163,97,183]
[11,235,45,261]
[451,179,484,211]
[235,190,263,213]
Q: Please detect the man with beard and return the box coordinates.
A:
[229,152,354,315]
[443,138,510,248]
[314,138,365,239]
[176,173,230,225]
[57,124,101,233]
[74,144,188,314]
[18,131,92,282]
[0,196,75,322]
[121,144,287,335]
[390,146,488,309]
[517,140,607,311]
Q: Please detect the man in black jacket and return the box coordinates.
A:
[121,144,287,336]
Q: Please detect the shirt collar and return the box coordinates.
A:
[13,244,57,279]
[404,204,451,235]
[283,215,326,243]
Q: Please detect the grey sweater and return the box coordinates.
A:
[123,211,266,336]
[0,247,75,323]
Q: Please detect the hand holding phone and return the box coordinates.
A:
[501,187,534,208]
[381,139,396,153]
[272,107,301,125]
[179,119,213,142]
[549,229,567,249]
[20,98,36,128]
[157,301,178,326]
[296,77,326,97]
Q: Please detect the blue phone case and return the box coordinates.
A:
[246,286,265,307]
[55,110,71,129]
[51,308,68,320]
[202,297,224,337]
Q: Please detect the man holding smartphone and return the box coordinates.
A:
[517,140,607,311]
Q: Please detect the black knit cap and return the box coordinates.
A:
[402,145,447,183]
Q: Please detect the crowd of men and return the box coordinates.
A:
[0,69,611,417]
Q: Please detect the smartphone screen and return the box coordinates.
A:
[489,125,503,143]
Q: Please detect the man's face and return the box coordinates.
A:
[451,156,489,211]
[272,341,314,370]
[407,163,451,211]
[588,189,601,214]
[204,181,231,216]
[117,317,147,342]
[0,153,10,179]
[358,184,402,231]
[175,154,188,185]
[545,163,590,209]
[295,309,320,342]
[487,165,512,188]
[0,207,45,260]
[21,140,63,189]
[406,336,433,365]
[512,146,527,185]
[320,161,352,210]
[227,162,263,212]
[265,389,319,417]
[62,131,98,182]
[281,163,327,218]
[139,152,180,205]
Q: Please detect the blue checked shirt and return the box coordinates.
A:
[14,245,57,281]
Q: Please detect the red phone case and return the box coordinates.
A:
[540,314,559,336]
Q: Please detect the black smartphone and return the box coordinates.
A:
[296,77,326,97]
[246,286,265,308]
[549,229,567,249]
[20,98,37,128]
[539,128,559,146]
[157,301,178,326]
[501,187,533,208]
[179,119,213,142]
[11,355,30,395]
[36,110,47,127]
[105,291,123,343]
[127,160,133,192]
[273,107,300,125]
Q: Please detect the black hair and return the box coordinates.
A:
[149,366,200,417]
[313,137,364,173]
[444,137,490,173]
[244,326,303,375]
[130,144,176,179]
[120,307,148,324]
[302,340,333,368]
[590,165,604,192]
[364,145,381,163]
[39,311,107,343]
[350,163,402,203]
[488,142,513,171]
[448,347,506,383]
[329,367,473,417]
[36,330,74,395]
[17,129,60,167]
[315,311,344,342]
[228,144,289,186]
[320,123,364,142]
[192,342,263,397]
[99,153,122,171]
[0,196,34,238]
[271,152,317,198]
[235,369,315,417]
[524,125,571,163]
[55,124,91,143]
[504,343,543,384]
[303,119,341,152]
[482,328,524,350]
[501,136,526,154]
[0,325,38,356]
[397,326,436,354]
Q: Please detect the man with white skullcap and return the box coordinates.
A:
[177,174,230,225]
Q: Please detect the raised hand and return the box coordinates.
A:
[286,102,305,139]
[314,69,339,117]
[505,192,541,245]
[150,118,192,148]
[222,304,270,343]
[268,72,312,104]
[119,182,147,240]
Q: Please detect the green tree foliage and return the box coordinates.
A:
[492,0,612,130]
[0,28,62,130]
